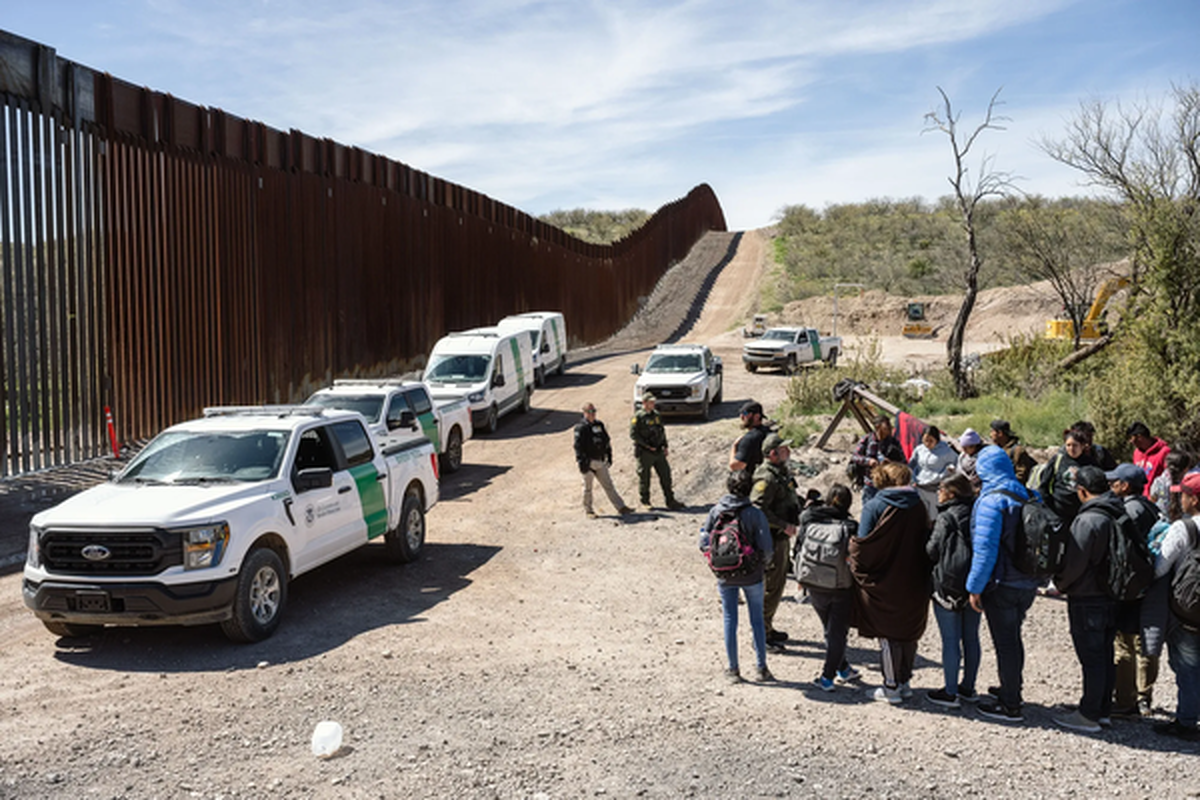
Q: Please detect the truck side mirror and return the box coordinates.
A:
[492,373,506,388]
[294,466,334,492]
[540,342,550,354]
[630,364,640,375]
[391,409,417,431]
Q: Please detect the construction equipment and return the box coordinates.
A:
[1045,277,1130,340]
[742,314,768,337]
[901,302,935,339]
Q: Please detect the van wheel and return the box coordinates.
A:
[385,487,425,563]
[534,367,545,387]
[745,363,757,373]
[221,547,287,643]
[43,621,103,638]
[827,349,839,368]
[483,404,499,434]
[519,387,532,413]
[555,358,565,376]
[440,426,463,473]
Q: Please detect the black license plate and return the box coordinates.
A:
[75,592,111,612]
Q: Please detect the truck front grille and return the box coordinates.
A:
[646,386,692,400]
[41,528,183,576]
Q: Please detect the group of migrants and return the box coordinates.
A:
[699,406,1200,742]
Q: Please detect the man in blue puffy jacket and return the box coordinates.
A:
[967,445,1042,723]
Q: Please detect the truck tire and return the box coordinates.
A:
[440,426,463,473]
[745,363,757,373]
[786,355,797,375]
[700,396,710,420]
[713,383,723,403]
[827,349,839,368]
[519,387,532,413]
[385,487,425,564]
[483,404,499,434]
[42,621,103,638]
[221,547,287,643]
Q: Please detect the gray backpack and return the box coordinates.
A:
[794,515,855,590]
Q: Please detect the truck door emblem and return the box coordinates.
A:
[81,545,112,561]
[305,505,316,526]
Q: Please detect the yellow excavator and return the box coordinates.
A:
[901,302,934,339]
[1045,277,1130,340]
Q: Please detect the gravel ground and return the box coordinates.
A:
[0,230,1196,799]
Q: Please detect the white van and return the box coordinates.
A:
[497,312,567,386]
[423,328,535,434]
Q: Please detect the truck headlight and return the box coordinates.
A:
[26,525,41,568]
[178,523,231,570]
[467,391,485,403]
[689,383,703,398]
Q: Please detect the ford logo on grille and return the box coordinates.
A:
[81,544,112,561]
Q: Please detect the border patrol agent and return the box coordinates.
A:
[752,432,800,645]
[631,393,684,510]
[575,402,634,518]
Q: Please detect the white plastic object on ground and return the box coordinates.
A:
[311,720,343,757]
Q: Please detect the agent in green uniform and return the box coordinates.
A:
[630,393,684,510]
[752,432,800,645]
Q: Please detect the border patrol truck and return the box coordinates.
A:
[497,311,567,386]
[424,327,534,434]
[23,406,439,643]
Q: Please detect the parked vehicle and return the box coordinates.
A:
[424,327,535,434]
[631,344,723,419]
[742,314,768,337]
[306,379,472,473]
[23,406,439,643]
[497,311,567,386]
[742,326,841,373]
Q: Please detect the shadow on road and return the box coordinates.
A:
[48,540,500,673]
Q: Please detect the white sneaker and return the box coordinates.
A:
[870,686,902,705]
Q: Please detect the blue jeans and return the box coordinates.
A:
[982,584,1037,710]
[719,580,766,673]
[1167,622,1200,727]
[1067,595,1118,721]
[933,601,982,695]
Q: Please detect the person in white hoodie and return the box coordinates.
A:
[909,425,958,523]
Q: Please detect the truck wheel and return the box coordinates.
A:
[42,621,103,638]
[827,349,839,368]
[700,396,710,420]
[385,487,425,563]
[519,387,532,413]
[221,547,287,643]
[745,363,757,373]
[483,404,499,434]
[440,426,463,473]
[786,355,797,375]
[713,383,723,404]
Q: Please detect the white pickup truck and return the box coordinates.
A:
[307,379,472,473]
[742,327,842,373]
[631,343,724,419]
[23,406,439,642]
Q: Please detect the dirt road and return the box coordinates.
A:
[0,231,1195,799]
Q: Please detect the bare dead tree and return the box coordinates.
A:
[924,87,1015,398]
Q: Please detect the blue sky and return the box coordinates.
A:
[4,0,1197,229]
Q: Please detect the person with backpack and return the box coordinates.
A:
[1107,463,1164,717]
[909,425,958,523]
[925,473,981,709]
[699,469,774,684]
[1149,471,1200,741]
[1038,426,1095,526]
[966,445,1042,724]
[850,461,931,704]
[795,483,861,692]
[1074,420,1118,471]
[1053,465,1123,733]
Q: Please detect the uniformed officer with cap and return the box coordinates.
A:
[630,392,684,510]
[752,431,800,646]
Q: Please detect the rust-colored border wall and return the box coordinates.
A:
[0,30,725,475]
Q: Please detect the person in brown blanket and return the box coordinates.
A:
[850,460,932,703]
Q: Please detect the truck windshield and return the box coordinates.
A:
[762,330,795,341]
[306,394,383,423]
[425,354,491,383]
[119,430,290,484]
[645,353,702,373]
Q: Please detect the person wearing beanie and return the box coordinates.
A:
[957,429,983,493]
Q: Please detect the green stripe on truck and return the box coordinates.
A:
[351,463,389,539]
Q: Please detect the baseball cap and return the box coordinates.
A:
[1076,465,1110,495]
[641,391,656,402]
[1105,463,1147,489]
[959,428,982,447]
[740,400,763,416]
[1172,472,1200,496]
[761,432,792,455]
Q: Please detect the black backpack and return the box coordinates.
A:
[1170,518,1200,627]
[1100,507,1156,602]
[996,489,1068,580]
[705,508,761,579]
[931,509,973,610]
